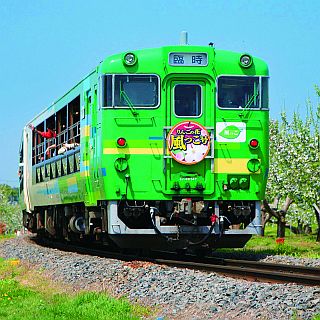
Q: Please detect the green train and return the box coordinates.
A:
[19,35,269,251]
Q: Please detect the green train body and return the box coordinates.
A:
[19,41,269,250]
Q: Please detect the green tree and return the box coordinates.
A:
[264,88,320,238]
[0,184,22,233]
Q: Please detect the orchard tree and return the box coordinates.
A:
[0,184,22,233]
[264,88,320,238]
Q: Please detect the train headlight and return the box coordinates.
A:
[239,54,253,68]
[229,177,238,190]
[239,177,249,190]
[123,52,137,66]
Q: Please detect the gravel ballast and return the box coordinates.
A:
[0,236,319,320]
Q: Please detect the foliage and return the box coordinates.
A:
[266,88,320,228]
[245,234,320,258]
[219,225,320,258]
[0,258,150,320]
[0,234,15,242]
[0,185,22,233]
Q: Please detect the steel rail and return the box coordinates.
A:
[30,236,320,286]
[152,252,320,276]
[153,258,320,286]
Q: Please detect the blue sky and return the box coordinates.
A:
[1,0,320,186]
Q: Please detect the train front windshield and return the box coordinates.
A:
[101,74,159,108]
[217,76,269,109]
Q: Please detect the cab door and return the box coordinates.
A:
[164,76,214,195]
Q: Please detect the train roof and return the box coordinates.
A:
[25,44,268,128]
[99,45,268,76]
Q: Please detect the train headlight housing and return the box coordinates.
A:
[239,177,249,190]
[229,177,239,190]
[239,54,253,68]
[227,175,250,190]
[114,157,128,172]
[247,159,261,173]
[123,52,137,66]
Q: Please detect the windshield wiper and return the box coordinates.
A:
[239,92,259,118]
[120,90,139,117]
[243,92,259,109]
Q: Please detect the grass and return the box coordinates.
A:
[218,224,320,258]
[0,234,15,242]
[0,258,151,320]
[0,232,319,319]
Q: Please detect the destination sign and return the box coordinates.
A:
[169,52,208,66]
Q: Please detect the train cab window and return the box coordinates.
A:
[102,75,112,107]
[174,84,201,117]
[261,77,269,109]
[218,76,268,109]
[102,74,159,108]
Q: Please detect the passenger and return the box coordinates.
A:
[29,124,57,139]
[58,142,80,155]
[29,124,57,160]
[45,144,56,158]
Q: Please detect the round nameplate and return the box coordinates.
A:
[167,121,210,165]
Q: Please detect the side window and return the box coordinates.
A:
[56,106,67,152]
[19,140,24,192]
[102,75,112,108]
[261,77,269,109]
[174,84,201,117]
[32,94,81,182]
[56,95,80,155]
[32,122,45,165]
[68,95,80,144]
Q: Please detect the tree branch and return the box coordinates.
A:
[281,197,293,213]
[262,199,280,219]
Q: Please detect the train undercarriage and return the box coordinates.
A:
[23,198,262,252]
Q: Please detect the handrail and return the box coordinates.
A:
[32,121,80,165]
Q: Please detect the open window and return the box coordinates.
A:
[56,106,67,151]
[19,139,24,192]
[32,95,81,181]
[68,95,80,144]
[32,122,45,165]
[45,114,56,159]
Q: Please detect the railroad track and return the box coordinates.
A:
[30,236,320,286]
[154,256,320,286]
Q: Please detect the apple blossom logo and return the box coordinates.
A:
[167,121,210,165]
